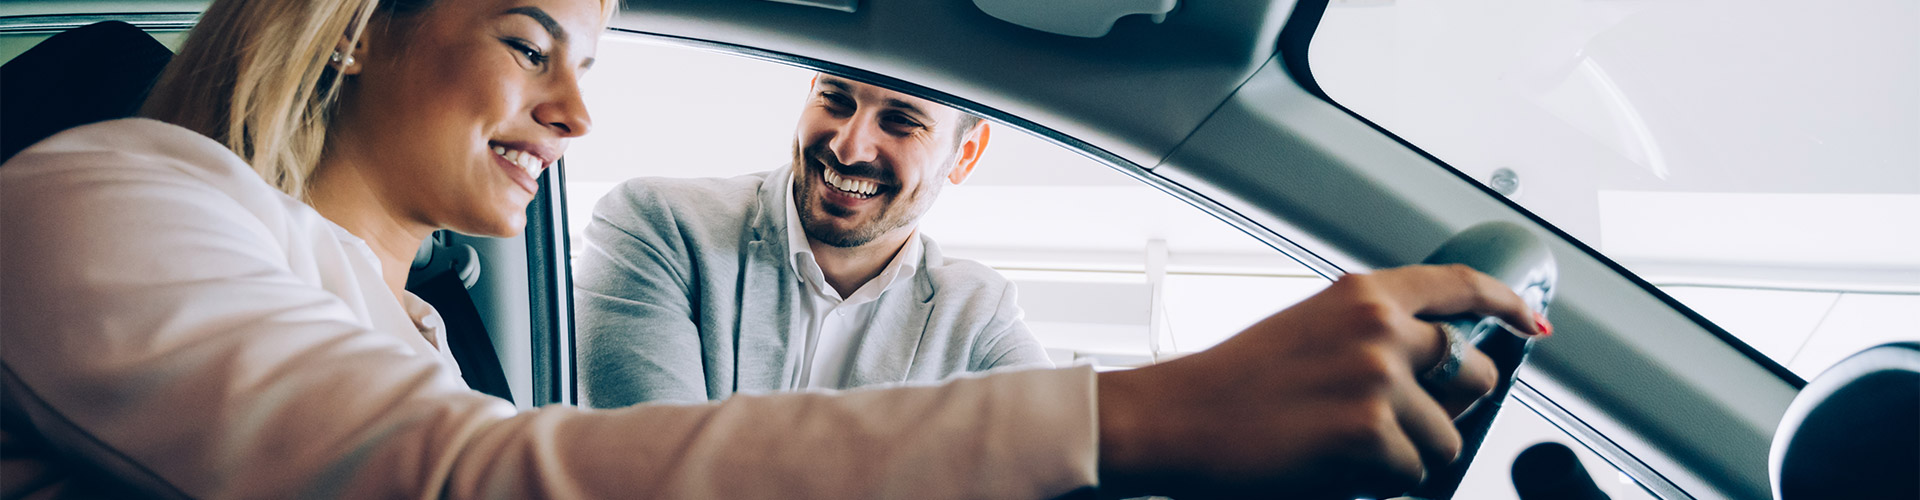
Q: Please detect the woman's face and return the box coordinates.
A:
[329,0,603,237]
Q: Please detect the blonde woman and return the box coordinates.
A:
[0,0,1546,497]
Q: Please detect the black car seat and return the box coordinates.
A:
[1,21,514,402]
[0,21,172,163]
[1769,342,1920,499]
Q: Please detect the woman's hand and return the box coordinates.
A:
[1094,264,1544,499]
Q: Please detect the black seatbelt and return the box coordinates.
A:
[406,232,514,401]
[409,267,515,402]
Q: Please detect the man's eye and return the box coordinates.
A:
[884,115,924,130]
[820,92,853,108]
[504,39,548,65]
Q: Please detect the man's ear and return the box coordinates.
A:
[947,122,990,185]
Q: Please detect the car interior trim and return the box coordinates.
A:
[0,13,196,33]
[529,166,575,407]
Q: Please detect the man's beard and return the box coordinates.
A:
[790,142,937,249]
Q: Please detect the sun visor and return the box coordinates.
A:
[973,0,1179,38]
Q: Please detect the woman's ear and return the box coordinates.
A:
[329,32,370,75]
[947,122,990,185]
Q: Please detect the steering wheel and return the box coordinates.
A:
[1403,221,1559,500]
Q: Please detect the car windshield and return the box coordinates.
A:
[1309,0,1920,379]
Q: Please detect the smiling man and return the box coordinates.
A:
[575,74,1053,406]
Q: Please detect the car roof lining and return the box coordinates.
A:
[611,0,1291,170]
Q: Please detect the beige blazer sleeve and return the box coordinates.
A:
[0,119,1099,499]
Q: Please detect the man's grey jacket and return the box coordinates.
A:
[574,167,1053,407]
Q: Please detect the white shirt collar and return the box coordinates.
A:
[781,168,921,304]
[319,217,460,374]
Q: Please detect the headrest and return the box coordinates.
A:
[1770,342,1920,499]
[1,21,174,163]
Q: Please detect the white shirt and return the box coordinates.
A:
[0,119,1098,498]
[326,221,461,370]
[782,173,924,388]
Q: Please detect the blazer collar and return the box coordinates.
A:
[749,164,791,253]
[909,235,939,303]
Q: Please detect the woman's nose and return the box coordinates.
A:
[534,72,593,138]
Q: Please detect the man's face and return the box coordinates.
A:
[791,76,982,248]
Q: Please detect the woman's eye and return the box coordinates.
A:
[503,39,548,66]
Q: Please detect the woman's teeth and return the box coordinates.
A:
[493,146,544,179]
[822,167,879,198]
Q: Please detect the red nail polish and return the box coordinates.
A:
[1534,312,1554,337]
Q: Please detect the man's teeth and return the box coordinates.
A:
[493,145,544,179]
[821,167,879,198]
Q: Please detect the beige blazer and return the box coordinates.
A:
[0,119,1098,499]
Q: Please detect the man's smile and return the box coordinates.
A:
[822,167,880,199]
[809,156,895,211]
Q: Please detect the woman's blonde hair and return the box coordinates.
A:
[142,0,617,199]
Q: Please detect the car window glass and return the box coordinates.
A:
[1459,394,1659,500]
[1309,0,1920,378]
[563,33,1327,378]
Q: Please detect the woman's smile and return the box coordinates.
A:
[490,143,549,194]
